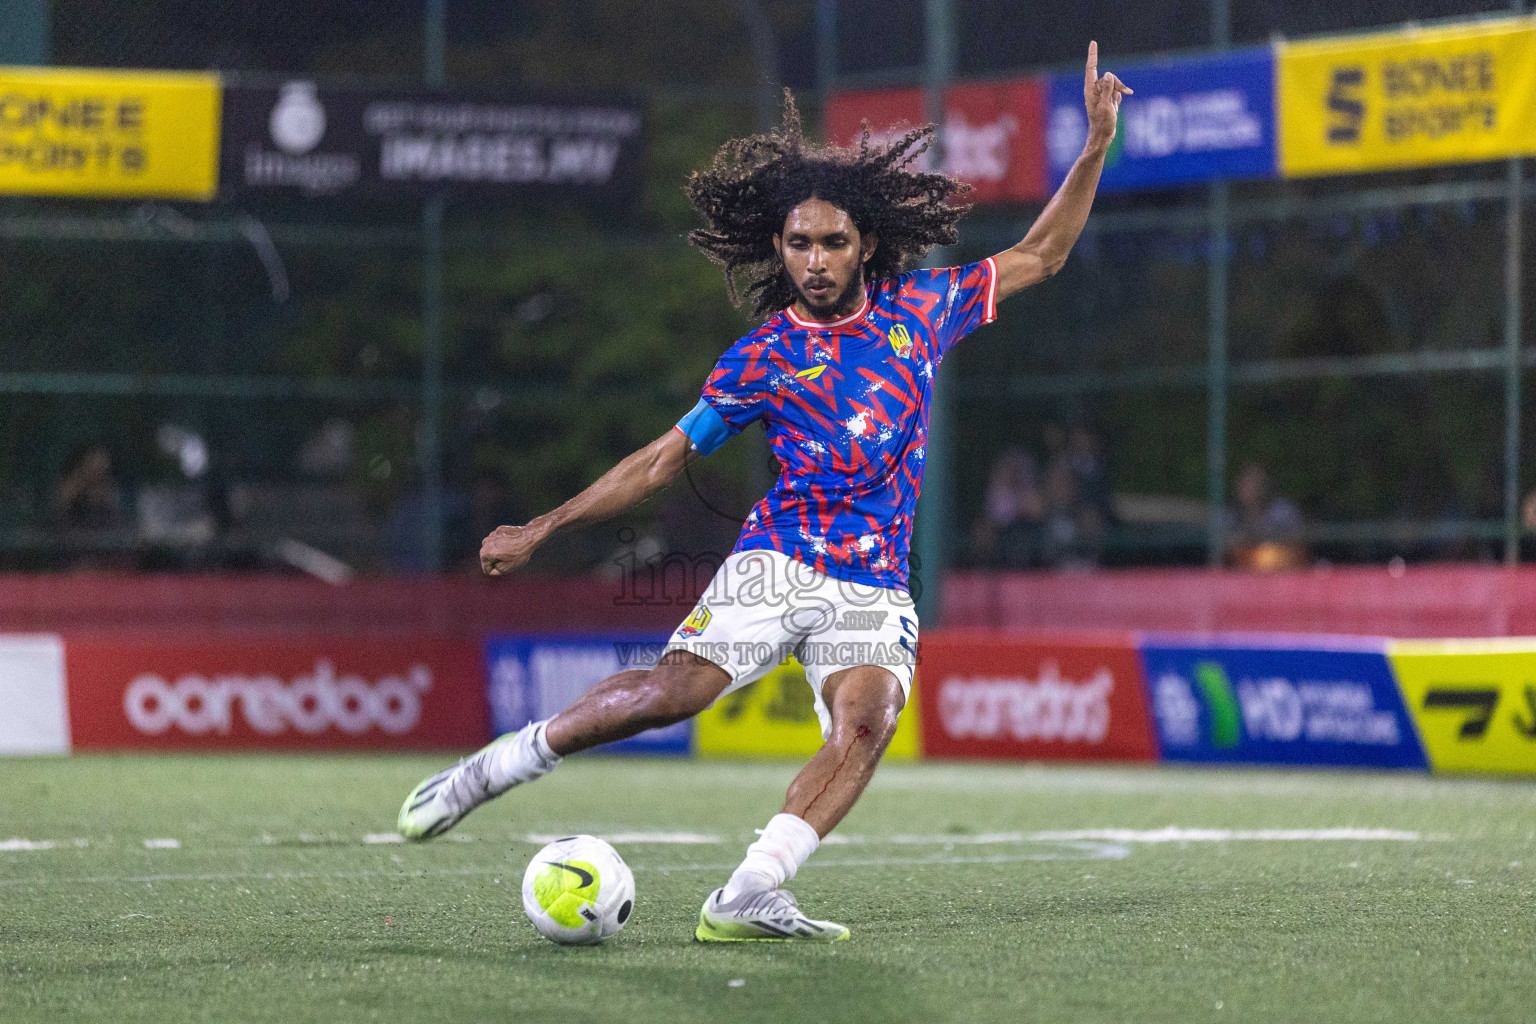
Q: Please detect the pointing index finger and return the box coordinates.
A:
[1085,40,1098,87]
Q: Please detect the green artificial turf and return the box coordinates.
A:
[1,754,1533,1023]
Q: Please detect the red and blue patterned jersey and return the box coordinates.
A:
[674,259,998,591]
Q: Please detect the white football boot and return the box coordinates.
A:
[695,887,849,942]
[397,725,556,841]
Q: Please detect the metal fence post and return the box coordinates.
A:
[0,0,48,64]
[420,0,447,572]
[1503,157,1523,564]
[914,0,953,626]
[1206,0,1232,567]
[815,0,836,104]
[741,0,781,506]
[1506,0,1526,565]
[1206,182,1230,566]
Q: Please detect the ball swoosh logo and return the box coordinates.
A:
[547,861,595,887]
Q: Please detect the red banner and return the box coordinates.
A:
[825,87,925,153]
[65,635,488,751]
[825,80,1047,204]
[918,631,1157,761]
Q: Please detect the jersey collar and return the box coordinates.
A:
[783,292,870,332]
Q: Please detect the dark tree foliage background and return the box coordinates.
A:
[0,0,1527,571]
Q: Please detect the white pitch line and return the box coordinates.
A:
[520,828,1424,846]
[524,831,723,845]
[867,765,1536,805]
[0,846,1126,889]
[0,827,1429,856]
[0,838,87,851]
[882,827,1424,845]
[1029,827,1423,843]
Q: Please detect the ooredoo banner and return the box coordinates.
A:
[825,79,1047,204]
[917,631,1157,761]
[1388,640,1536,774]
[484,635,690,755]
[64,635,488,751]
[1047,46,1276,192]
[1141,636,1427,768]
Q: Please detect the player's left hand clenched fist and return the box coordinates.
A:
[480,523,541,577]
[1084,40,1133,151]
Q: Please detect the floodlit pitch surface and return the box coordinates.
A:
[2,756,1533,1023]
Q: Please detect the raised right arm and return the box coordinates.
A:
[480,426,697,577]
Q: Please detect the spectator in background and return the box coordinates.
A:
[1065,423,1116,529]
[1038,455,1106,569]
[460,470,523,573]
[385,476,471,574]
[1226,463,1308,571]
[51,443,127,534]
[972,447,1044,567]
[49,443,132,570]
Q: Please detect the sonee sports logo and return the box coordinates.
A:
[1326,66,1366,144]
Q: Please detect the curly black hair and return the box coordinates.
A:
[686,91,972,321]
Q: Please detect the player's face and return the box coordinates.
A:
[775,198,876,319]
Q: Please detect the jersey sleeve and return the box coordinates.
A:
[673,337,769,456]
[909,257,999,360]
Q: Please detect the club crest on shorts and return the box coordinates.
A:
[677,605,713,638]
[887,324,913,357]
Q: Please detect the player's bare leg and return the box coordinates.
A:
[697,665,904,942]
[399,652,729,840]
[781,666,905,833]
[543,652,730,755]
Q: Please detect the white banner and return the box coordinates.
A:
[0,634,69,754]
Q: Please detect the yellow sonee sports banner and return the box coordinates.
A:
[1279,17,1536,177]
[694,657,920,761]
[0,67,220,199]
[1389,640,1536,774]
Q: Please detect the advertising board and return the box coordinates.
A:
[1279,18,1536,176]
[694,656,920,760]
[484,636,690,755]
[1047,47,1276,192]
[0,67,220,199]
[825,79,1047,204]
[917,631,1156,761]
[220,82,643,199]
[1141,637,1427,768]
[0,634,68,755]
[64,635,487,751]
[1388,639,1536,774]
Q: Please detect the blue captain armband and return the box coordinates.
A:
[675,398,735,456]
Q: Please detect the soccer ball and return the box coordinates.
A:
[521,835,635,945]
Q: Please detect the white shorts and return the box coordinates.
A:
[662,549,919,740]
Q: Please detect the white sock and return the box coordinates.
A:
[486,719,562,793]
[721,813,820,903]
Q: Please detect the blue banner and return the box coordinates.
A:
[484,635,691,755]
[1139,637,1427,768]
[1047,47,1277,192]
